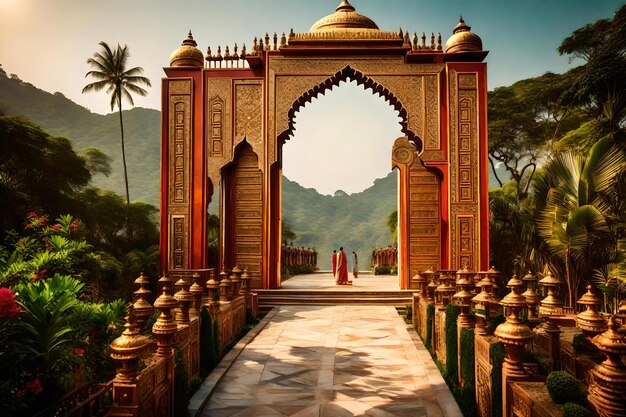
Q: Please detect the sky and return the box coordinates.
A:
[0,0,622,195]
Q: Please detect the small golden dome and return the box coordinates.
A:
[445,17,483,53]
[169,31,204,67]
[310,0,379,32]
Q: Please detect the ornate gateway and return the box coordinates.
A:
[160,1,490,289]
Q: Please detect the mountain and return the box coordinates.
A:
[0,71,160,205]
[282,171,397,270]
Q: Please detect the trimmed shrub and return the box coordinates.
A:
[425,304,435,352]
[374,265,391,275]
[490,341,506,417]
[572,333,587,354]
[173,348,189,417]
[444,303,461,383]
[546,371,585,405]
[562,402,590,417]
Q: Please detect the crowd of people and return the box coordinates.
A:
[370,245,397,268]
[281,244,317,267]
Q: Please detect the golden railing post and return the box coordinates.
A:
[133,272,154,331]
[174,276,194,324]
[189,273,204,317]
[109,304,149,415]
[588,316,626,417]
[494,275,535,417]
[153,274,178,357]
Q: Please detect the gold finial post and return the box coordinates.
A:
[153,274,178,357]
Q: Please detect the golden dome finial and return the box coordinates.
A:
[336,0,355,12]
[169,30,204,67]
[445,15,483,53]
[309,0,379,32]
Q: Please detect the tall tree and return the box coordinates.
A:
[488,72,587,199]
[558,4,626,140]
[82,42,151,204]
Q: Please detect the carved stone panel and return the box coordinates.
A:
[206,78,232,184]
[168,79,192,271]
[234,80,263,160]
[424,75,440,150]
[209,96,224,157]
[448,70,480,269]
[233,143,263,288]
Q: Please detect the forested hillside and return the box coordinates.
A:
[282,171,397,270]
[0,70,160,204]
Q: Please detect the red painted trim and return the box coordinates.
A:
[190,70,207,269]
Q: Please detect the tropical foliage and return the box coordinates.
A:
[489,4,626,310]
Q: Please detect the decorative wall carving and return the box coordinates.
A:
[392,137,441,287]
[267,56,444,165]
[449,70,479,270]
[171,216,187,269]
[168,79,192,270]
[209,96,224,157]
[424,75,440,150]
[234,80,263,159]
[233,143,263,288]
[206,78,232,184]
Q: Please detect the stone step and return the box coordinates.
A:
[257,290,413,315]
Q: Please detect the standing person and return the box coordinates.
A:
[332,250,337,281]
[336,247,351,285]
[352,251,359,279]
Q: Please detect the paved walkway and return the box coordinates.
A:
[192,305,462,417]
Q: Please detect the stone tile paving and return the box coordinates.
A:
[196,305,462,417]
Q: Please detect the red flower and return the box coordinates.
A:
[0,288,20,318]
[69,221,80,231]
[31,269,47,281]
[72,347,85,356]
[26,212,38,219]
[50,224,61,231]
[26,378,43,395]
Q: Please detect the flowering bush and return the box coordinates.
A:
[0,274,125,416]
[0,287,19,317]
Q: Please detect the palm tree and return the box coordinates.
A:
[83,42,151,204]
[533,136,625,307]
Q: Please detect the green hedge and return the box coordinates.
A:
[173,348,190,417]
[426,304,435,352]
[458,328,477,416]
[444,304,461,384]
[490,341,506,417]
[200,307,218,375]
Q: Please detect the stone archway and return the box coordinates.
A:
[160,0,491,290]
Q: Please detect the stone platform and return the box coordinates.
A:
[257,273,413,312]
[191,305,461,417]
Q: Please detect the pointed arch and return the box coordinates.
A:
[277,65,423,152]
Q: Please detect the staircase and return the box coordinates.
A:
[256,289,414,315]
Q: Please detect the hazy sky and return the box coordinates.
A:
[0,0,622,194]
